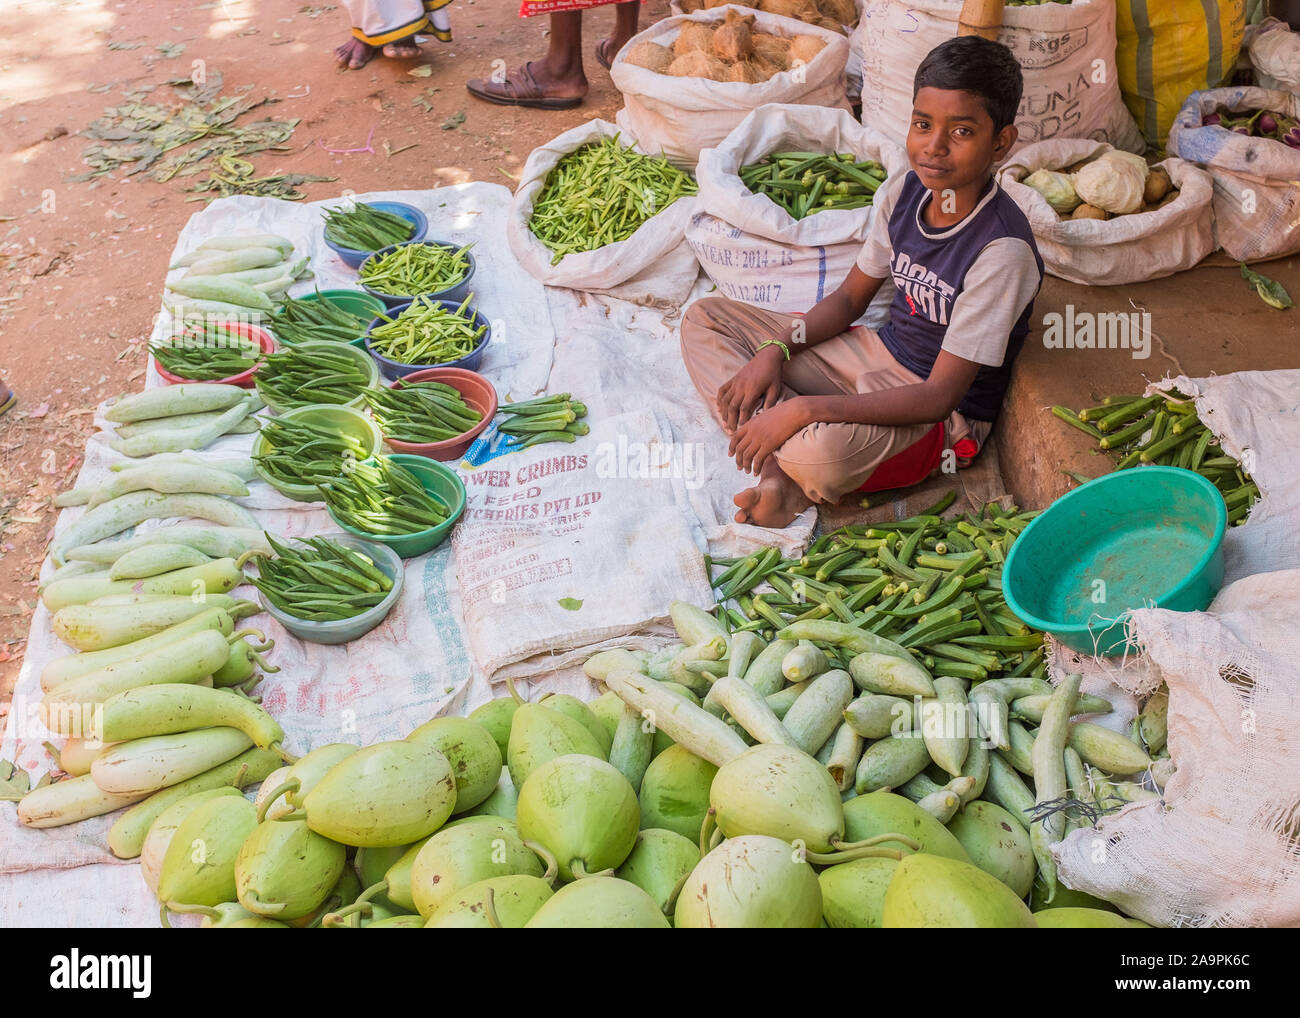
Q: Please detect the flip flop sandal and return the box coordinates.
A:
[595,38,614,71]
[0,389,15,417]
[465,61,583,110]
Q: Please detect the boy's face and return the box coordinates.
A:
[907,86,1017,194]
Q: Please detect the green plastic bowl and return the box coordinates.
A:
[255,340,379,415]
[278,290,387,349]
[1003,466,1226,657]
[252,404,384,502]
[326,453,466,559]
[257,533,404,645]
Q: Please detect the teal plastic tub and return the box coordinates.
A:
[327,453,466,559]
[251,404,384,503]
[256,533,404,645]
[278,290,386,349]
[1003,466,1226,657]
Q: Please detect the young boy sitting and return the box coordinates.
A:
[680,35,1043,529]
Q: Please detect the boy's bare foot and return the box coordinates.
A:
[382,38,422,59]
[734,460,810,528]
[335,38,378,69]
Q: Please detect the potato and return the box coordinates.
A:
[625,41,675,74]
[1143,166,1172,205]
[712,8,756,63]
[1071,203,1109,221]
[1156,188,1180,209]
[667,50,729,80]
[673,22,715,58]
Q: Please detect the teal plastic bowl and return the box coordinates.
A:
[256,533,404,645]
[278,290,386,349]
[326,453,466,559]
[251,404,384,503]
[1003,466,1226,657]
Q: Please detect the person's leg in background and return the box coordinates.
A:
[336,0,438,69]
[595,1,641,70]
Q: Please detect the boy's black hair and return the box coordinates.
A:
[912,36,1023,132]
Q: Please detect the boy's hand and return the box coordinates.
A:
[717,344,785,432]
[730,398,809,475]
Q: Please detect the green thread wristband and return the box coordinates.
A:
[757,339,791,361]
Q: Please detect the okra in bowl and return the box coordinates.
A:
[357,239,476,306]
[254,340,379,414]
[316,454,465,558]
[152,320,274,387]
[250,532,404,645]
[268,289,386,348]
[251,404,384,502]
[322,200,428,270]
[363,294,491,380]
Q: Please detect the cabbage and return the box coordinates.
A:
[1022,169,1080,214]
[1073,153,1145,215]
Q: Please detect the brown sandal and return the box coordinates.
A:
[465,61,584,110]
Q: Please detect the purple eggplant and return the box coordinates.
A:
[1203,112,1223,126]
[1259,112,1279,136]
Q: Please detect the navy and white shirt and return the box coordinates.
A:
[856,171,1043,422]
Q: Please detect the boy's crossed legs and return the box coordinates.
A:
[680,296,987,528]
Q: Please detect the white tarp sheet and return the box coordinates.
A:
[0,184,807,926]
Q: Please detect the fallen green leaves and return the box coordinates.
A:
[1240,262,1294,310]
[72,70,326,201]
[186,154,336,201]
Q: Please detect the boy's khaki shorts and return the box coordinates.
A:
[680,295,991,504]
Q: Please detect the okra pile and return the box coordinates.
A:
[497,393,589,449]
[367,293,486,366]
[529,134,698,265]
[252,415,372,490]
[151,323,264,381]
[251,534,395,621]
[740,152,888,219]
[323,202,415,250]
[363,380,484,445]
[708,491,1045,682]
[1052,391,1259,525]
[269,292,372,346]
[317,457,451,536]
[254,346,373,411]
[359,242,472,298]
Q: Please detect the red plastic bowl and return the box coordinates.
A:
[155,321,276,388]
[383,367,497,461]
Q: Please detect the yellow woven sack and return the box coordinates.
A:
[1116,0,1248,150]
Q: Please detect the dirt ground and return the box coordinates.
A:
[0,0,673,698]
[2,0,1297,703]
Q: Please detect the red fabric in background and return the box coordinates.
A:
[519,0,633,14]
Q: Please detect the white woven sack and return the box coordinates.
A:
[689,103,907,314]
[611,5,851,167]
[998,138,1215,285]
[508,119,701,307]
[1167,86,1300,261]
[1051,369,1300,928]
[853,0,1144,156]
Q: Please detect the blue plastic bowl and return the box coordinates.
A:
[357,240,476,307]
[323,201,428,270]
[363,298,491,380]
[1003,466,1227,657]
